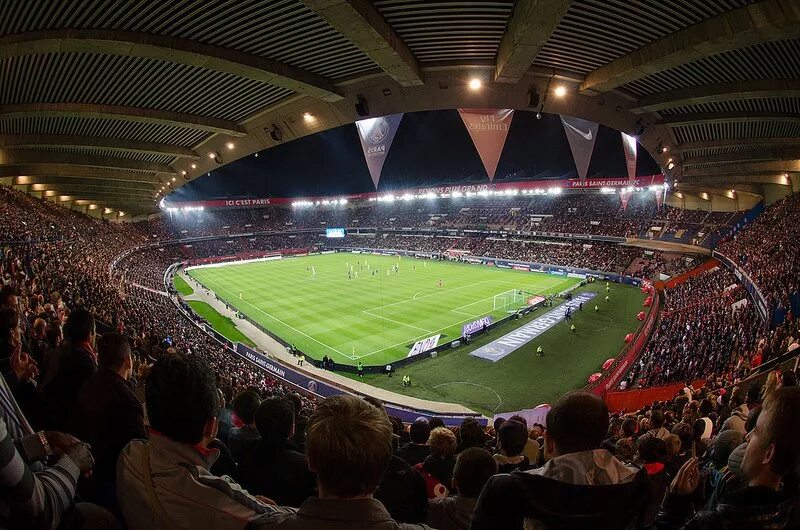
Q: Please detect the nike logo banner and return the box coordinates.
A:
[560,116,599,181]
[621,132,638,184]
[458,108,515,182]
[356,113,404,189]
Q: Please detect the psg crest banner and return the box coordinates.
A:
[620,188,632,211]
[458,108,515,182]
[621,132,638,184]
[560,116,599,181]
[356,113,404,189]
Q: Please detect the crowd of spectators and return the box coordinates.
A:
[717,192,800,323]
[138,191,736,244]
[629,265,799,389]
[1,183,799,529]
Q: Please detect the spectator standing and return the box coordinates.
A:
[426,447,497,530]
[238,397,316,507]
[416,427,458,498]
[251,395,431,529]
[76,333,146,512]
[396,420,431,466]
[472,392,649,529]
[493,420,531,473]
[116,356,286,529]
[228,389,261,462]
[40,309,98,433]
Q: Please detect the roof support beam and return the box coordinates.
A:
[659,111,800,127]
[632,79,800,113]
[0,103,247,137]
[0,165,162,184]
[13,175,156,191]
[681,173,795,186]
[676,183,763,196]
[682,159,800,178]
[579,0,800,95]
[494,0,571,83]
[677,137,800,153]
[31,186,155,199]
[0,29,343,102]
[683,147,800,166]
[1,151,176,174]
[299,0,421,87]
[0,134,199,159]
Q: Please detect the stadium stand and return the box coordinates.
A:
[2,183,800,529]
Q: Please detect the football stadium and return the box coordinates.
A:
[2,1,800,529]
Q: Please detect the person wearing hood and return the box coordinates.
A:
[720,390,749,435]
[470,391,649,529]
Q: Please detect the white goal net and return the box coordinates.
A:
[492,289,528,312]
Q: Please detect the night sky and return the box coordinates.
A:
[169,110,661,201]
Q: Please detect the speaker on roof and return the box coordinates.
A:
[269,124,283,142]
[355,95,369,117]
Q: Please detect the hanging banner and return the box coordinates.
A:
[458,108,515,181]
[620,188,632,211]
[654,188,663,208]
[560,116,599,181]
[621,132,638,184]
[356,113,404,189]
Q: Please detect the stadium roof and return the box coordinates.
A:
[1,0,798,216]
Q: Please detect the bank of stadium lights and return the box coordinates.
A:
[600,187,616,194]
[547,187,562,195]
[163,205,204,213]
[292,198,347,208]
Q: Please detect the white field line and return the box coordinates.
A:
[363,278,499,312]
[451,309,483,318]
[362,308,436,334]
[196,263,576,362]
[432,381,503,413]
[352,278,575,360]
[192,273,351,359]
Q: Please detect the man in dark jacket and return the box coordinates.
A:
[238,397,315,507]
[76,332,146,512]
[656,387,800,529]
[396,419,431,466]
[227,389,261,463]
[364,397,428,523]
[40,309,98,433]
[250,395,430,529]
[471,391,649,529]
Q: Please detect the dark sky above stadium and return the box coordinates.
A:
[170,110,661,201]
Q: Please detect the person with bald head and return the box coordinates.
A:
[471,391,649,529]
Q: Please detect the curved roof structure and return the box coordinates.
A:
[1,0,798,216]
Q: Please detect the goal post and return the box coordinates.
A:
[492,289,530,312]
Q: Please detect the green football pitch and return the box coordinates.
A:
[187,252,646,414]
[187,253,580,366]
